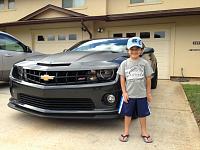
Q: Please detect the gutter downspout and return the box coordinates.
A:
[81,19,92,39]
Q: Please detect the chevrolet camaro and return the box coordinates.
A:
[8,38,157,119]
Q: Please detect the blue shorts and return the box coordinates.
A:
[118,97,151,117]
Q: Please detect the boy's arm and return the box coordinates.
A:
[120,75,126,94]
[146,76,152,102]
[120,75,129,103]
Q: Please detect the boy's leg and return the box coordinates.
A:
[119,99,135,142]
[119,115,131,142]
[119,99,135,135]
[139,117,153,143]
[139,117,148,136]
[137,98,153,143]
[124,116,132,135]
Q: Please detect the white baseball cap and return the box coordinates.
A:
[127,37,143,49]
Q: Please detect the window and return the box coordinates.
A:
[47,35,55,41]
[0,34,24,52]
[130,0,160,4]
[69,34,77,40]
[0,0,4,10]
[8,0,15,9]
[37,35,45,41]
[154,31,165,38]
[63,0,85,8]
[58,35,66,41]
[113,33,123,38]
[126,33,136,38]
[140,32,150,39]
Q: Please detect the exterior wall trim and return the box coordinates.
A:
[1,7,200,28]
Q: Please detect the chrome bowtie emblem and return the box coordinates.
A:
[40,74,55,81]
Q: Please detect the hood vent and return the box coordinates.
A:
[37,63,71,67]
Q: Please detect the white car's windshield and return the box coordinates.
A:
[70,39,128,53]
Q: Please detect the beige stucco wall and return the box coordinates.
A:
[107,0,200,14]
[173,16,200,78]
[0,0,107,23]
[33,10,70,19]
[0,0,62,23]
[1,0,200,23]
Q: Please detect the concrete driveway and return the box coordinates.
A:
[0,80,200,150]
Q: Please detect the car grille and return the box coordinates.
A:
[24,69,92,85]
[18,94,95,111]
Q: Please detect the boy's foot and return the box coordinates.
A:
[141,135,153,143]
[119,134,129,142]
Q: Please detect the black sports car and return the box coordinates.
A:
[8,38,157,119]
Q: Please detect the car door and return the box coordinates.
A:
[0,33,30,81]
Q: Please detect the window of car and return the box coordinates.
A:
[70,39,128,53]
[62,0,85,8]
[8,0,15,9]
[130,0,160,4]
[0,0,4,10]
[0,34,24,52]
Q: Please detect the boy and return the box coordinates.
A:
[117,37,153,143]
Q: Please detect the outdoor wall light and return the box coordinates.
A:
[97,27,104,33]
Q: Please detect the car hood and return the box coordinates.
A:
[34,51,124,65]
[17,51,127,70]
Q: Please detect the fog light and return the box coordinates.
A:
[104,94,116,105]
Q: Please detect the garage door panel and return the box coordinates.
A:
[33,28,82,54]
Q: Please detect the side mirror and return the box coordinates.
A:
[142,47,154,55]
[25,46,32,53]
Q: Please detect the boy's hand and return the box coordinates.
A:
[147,93,152,103]
[123,92,129,103]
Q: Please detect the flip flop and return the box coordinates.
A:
[141,135,153,143]
[119,134,129,142]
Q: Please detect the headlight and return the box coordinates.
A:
[12,65,24,80]
[88,69,116,82]
[97,69,115,81]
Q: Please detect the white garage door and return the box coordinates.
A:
[33,28,83,54]
[109,25,171,79]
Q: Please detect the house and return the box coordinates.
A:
[0,0,200,79]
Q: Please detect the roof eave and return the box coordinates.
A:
[1,7,200,28]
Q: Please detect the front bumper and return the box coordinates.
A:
[8,78,121,119]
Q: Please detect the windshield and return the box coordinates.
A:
[70,38,128,53]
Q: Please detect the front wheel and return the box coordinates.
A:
[151,68,158,89]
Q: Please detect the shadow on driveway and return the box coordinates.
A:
[9,112,123,131]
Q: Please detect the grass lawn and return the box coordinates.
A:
[182,84,200,128]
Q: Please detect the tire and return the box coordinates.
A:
[151,68,158,89]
